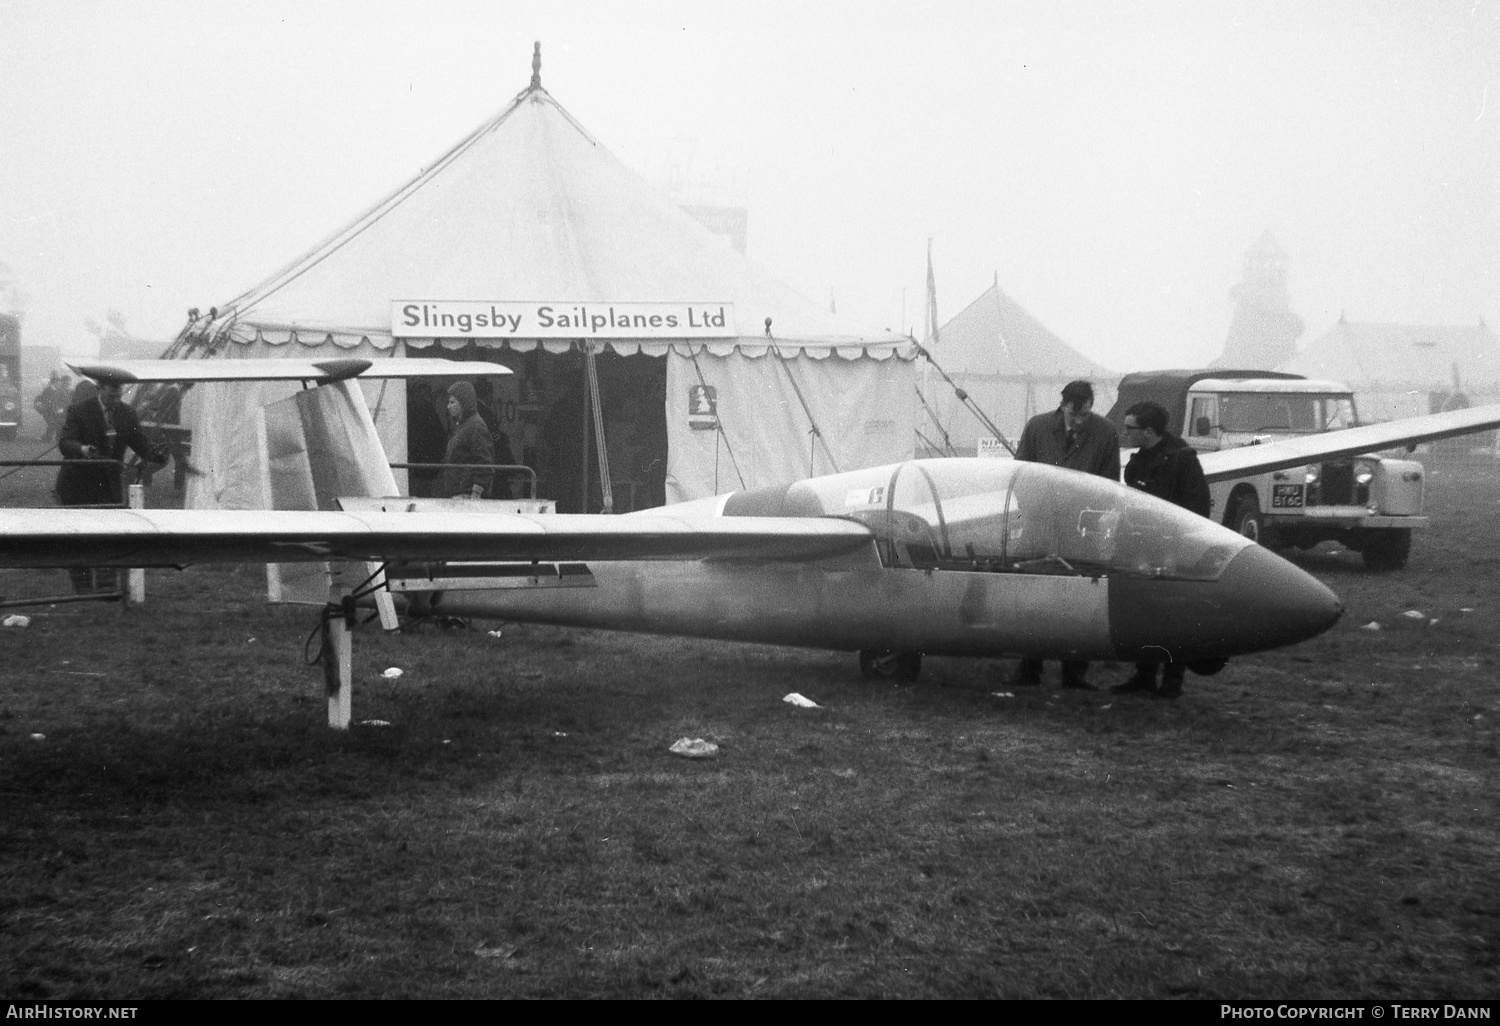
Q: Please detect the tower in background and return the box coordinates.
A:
[1215,230,1304,369]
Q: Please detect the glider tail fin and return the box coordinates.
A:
[261,380,401,620]
[263,379,400,512]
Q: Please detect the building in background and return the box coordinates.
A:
[1277,315,1500,425]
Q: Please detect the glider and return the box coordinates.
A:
[5,358,1494,726]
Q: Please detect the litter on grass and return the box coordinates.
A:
[487,629,504,638]
[1402,610,1426,620]
[381,667,404,680]
[669,737,719,759]
[1360,622,1382,631]
[3,614,30,628]
[783,693,820,708]
[991,692,1015,699]
[359,719,391,727]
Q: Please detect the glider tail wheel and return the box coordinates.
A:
[858,649,923,681]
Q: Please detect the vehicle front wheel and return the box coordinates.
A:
[1229,496,1265,545]
[858,649,922,681]
[1361,528,1412,571]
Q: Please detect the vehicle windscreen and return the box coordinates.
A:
[782,459,1247,580]
[1218,393,1356,433]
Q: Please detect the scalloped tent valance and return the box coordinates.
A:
[218,324,914,362]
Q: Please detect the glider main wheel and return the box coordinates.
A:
[1361,528,1412,572]
[1229,496,1266,545]
[858,649,922,681]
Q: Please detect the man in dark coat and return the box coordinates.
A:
[439,381,494,499]
[1113,399,1212,699]
[1012,379,1120,690]
[55,376,166,592]
[34,373,68,442]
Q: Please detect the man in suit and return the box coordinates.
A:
[1012,379,1121,690]
[55,375,166,593]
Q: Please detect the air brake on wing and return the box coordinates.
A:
[383,560,595,593]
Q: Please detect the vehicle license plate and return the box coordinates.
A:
[1271,484,1305,509]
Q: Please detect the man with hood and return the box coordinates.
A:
[440,380,494,499]
[1113,399,1211,699]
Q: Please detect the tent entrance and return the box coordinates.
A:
[537,350,667,513]
[406,342,666,512]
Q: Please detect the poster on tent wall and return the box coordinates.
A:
[663,350,918,502]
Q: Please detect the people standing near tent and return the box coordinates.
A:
[55,374,166,592]
[439,381,493,499]
[1113,400,1211,700]
[1011,379,1120,691]
[33,374,54,441]
[34,373,70,442]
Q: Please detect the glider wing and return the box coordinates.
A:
[65,357,511,384]
[1198,403,1500,483]
[0,507,874,569]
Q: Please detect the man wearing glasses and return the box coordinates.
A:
[1012,379,1120,690]
[1114,399,1212,699]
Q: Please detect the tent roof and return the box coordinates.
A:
[1277,318,1500,390]
[929,280,1115,381]
[207,84,910,360]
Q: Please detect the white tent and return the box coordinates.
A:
[182,72,915,512]
[1277,316,1500,421]
[918,277,1116,456]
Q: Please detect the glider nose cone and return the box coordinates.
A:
[1108,544,1342,661]
[1215,543,1343,651]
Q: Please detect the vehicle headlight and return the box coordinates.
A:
[1354,460,1376,485]
[1304,464,1321,485]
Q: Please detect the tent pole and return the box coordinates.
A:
[578,354,590,513]
[584,342,613,513]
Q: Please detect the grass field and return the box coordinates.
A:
[0,443,1497,998]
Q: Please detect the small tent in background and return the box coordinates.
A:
[1276,316,1500,423]
[174,48,916,514]
[917,274,1117,456]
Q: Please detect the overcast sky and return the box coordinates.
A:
[1,0,1496,370]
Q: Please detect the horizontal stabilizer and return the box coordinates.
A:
[66,357,511,384]
[1199,403,1500,482]
[0,508,874,569]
